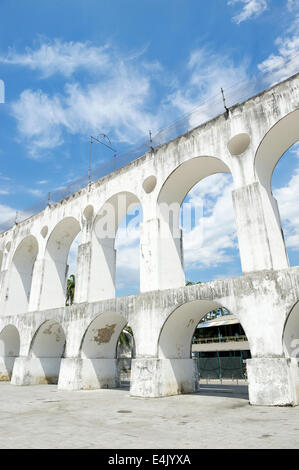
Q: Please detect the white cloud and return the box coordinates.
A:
[0,39,110,78]
[27,188,44,198]
[258,34,299,84]
[164,46,251,130]
[228,0,268,24]
[182,174,239,269]
[11,57,160,158]
[287,0,299,11]
[8,38,254,158]
[0,203,17,230]
[258,6,299,84]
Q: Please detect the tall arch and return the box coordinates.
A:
[29,320,66,384]
[255,109,299,193]
[0,325,20,381]
[156,156,233,288]
[39,217,81,310]
[90,191,141,301]
[254,111,299,269]
[6,235,38,315]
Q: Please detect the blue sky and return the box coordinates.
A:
[0,0,298,296]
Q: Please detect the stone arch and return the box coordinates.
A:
[0,324,20,381]
[156,156,232,289]
[77,312,128,389]
[90,192,142,301]
[6,235,38,315]
[158,156,231,207]
[255,109,299,193]
[29,320,66,384]
[151,299,250,396]
[39,217,81,310]
[282,300,299,405]
[282,300,299,360]
[254,110,299,270]
[158,299,228,359]
[81,312,128,359]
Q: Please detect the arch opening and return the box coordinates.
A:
[65,231,82,306]
[159,300,251,384]
[39,217,81,310]
[0,325,20,381]
[115,203,142,297]
[29,320,66,384]
[272,142,299,267]
[255,109,299,193]
[282,301,299,403]
[157,157,241,287]
[117,325,135,387]
[6,235,38,315]
[91,192,142,300]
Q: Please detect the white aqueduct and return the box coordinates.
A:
[0,73,299,406]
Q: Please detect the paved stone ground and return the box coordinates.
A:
[0,380,298,449]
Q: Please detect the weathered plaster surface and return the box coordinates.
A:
[0,73,299,405]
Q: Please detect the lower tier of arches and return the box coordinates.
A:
[1,267,299,406]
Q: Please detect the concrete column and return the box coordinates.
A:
[140,218,185,292]
[0,270,8,312]
[38,258,67,310]
[88,238,116,302]
[74,242,91,304]
[11,356,63,385]
[232,182,289,273]
[57,358,120,390]
[28,259,45,312]
[130,357,199,397]
[247,357,298,406]
[0,356,15,381]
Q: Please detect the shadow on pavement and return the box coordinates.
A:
[197,382,249,400]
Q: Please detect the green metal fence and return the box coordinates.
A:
[195,352,247,380]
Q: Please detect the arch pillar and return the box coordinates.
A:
[0,325,20,381]
[11,320,66,386]
[74,211,95,304]
[88,237,116,302]
[246,357,298,406]
[130,357,198,397]
[130,301,213,397]
[232,181,289,272]
[140,217,185,292]
[58,312,126,391]
[58,358,120,390]
[28,258,46,312]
